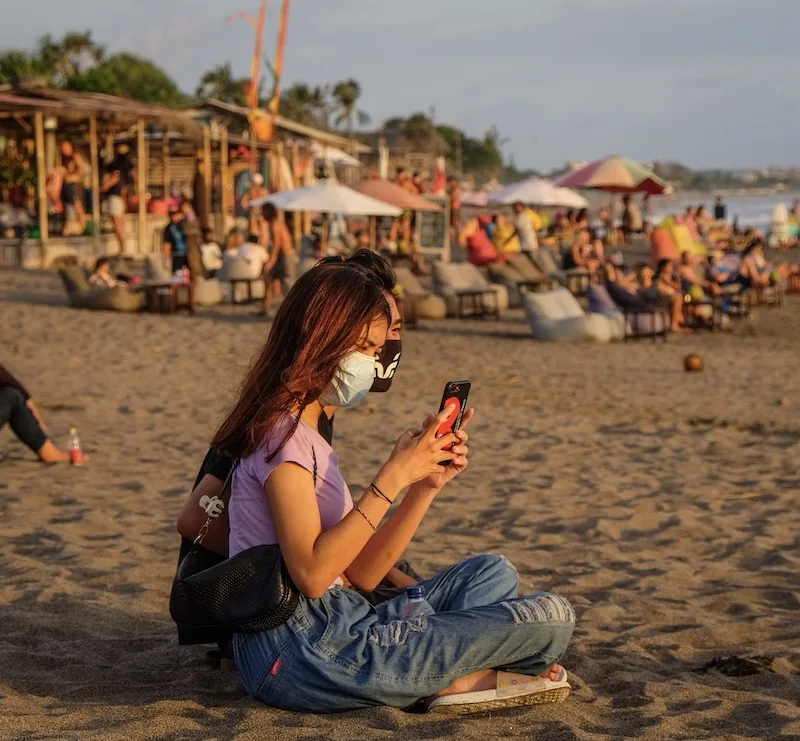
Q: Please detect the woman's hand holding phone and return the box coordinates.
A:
[414,407,474,493]
[378,406,461,494]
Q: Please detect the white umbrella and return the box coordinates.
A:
[249,181,402,216]
[310,141,362,167]
[488,177,588,208]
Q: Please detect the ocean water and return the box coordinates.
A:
[651,192,800,231]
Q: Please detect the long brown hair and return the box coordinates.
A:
[212,261,389,460]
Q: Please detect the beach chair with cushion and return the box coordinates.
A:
[215,256,266,304]
[604,282,669,341]
[431,262,509,318]
[393,267,447,323]
[520,286,625,342]
[533,248,592,296]
[59,264,145,313]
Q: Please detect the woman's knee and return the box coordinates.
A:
[0,386,26,408]
[468,553,520,592]
[505,592,575,628]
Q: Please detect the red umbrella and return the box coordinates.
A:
[555,156,666,195]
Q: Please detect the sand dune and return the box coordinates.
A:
[1,268,799,740]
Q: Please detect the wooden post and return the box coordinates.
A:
[34,111,48,244]
[137,119,147,255]
[290,140,301,247]
[250,126,258,175]
[369,215,377,251]
[202,126,212,221]
[220,126,230,228]
[104,135,114,163]
[162,135,171,201]
[88,116,101,254]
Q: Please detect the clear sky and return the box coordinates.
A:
[3,0,799,171]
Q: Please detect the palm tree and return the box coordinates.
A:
[331,79,370,138]
[195,62,249,107]
[35,31,104,86]
[0,50,43,86]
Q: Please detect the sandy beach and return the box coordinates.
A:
[2,267,799,741]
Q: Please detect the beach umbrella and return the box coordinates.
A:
[488,177,588,208]
[249,181,402,216]
[459,191,490,208]
[309,141,362,167]
[351,179,443,212]
[554,156,666,195]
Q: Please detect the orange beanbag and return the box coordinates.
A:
[650,227,679,265]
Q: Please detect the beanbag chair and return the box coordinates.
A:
[650,227,679,265]
[522,288,624,342]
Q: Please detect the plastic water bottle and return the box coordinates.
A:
[69,428,84,466]
[399,585,435,619]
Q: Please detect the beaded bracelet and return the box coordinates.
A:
[369,482,394,505]
[353,503,377,531]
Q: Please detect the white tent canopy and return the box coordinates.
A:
[249,181,402,216]
[488,177,588,208]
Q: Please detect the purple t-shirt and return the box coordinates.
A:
[229,416,353,557]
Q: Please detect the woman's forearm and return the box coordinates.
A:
[345,484,437,591]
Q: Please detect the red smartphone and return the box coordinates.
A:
[437,380,471,466]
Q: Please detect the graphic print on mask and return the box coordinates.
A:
[370,340,402,393]
[320,351,377,408]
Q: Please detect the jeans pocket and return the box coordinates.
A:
[253,648,292,704]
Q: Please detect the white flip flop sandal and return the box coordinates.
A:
[427,667,571,713]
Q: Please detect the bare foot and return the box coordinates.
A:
[37,441,71,464]
[430,664,565,700]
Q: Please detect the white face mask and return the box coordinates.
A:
[319,351,377,408]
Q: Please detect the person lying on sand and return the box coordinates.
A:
[203,255,575,713]
[175,251,415,657]
[0,364,70,463]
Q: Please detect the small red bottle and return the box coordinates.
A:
[69,428,84,466]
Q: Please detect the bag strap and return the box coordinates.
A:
[194,460,238,545]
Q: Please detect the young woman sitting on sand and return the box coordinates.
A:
[175,252,416,657]
[0,364,70,463]
[209,259,574,713]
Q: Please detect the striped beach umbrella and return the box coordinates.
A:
[555,156,666,195]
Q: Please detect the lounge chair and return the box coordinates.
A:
[215,256,266,304]
[393,267,447,323]
[431,262,509,318]
[488,254,555,308]
[59,264,145,313]
[533,248,592,296]
[520,285,625,342]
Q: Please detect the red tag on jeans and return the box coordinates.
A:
[270,659,283,676]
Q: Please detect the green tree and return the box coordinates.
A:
[280,84,334,128]
[0,50,44,86]
[66,53,187,107]
[331,78,369,137]
[195,62,249,107]
[34,31,104,85]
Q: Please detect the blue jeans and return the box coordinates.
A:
[234,554,575,713]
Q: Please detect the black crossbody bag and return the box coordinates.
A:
[169,451,315,633]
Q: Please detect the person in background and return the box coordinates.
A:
[60,141,87,236]
[492,213,520,255]
[643,259,685,332]
[0,364,70,463]
[714,196,727,223]
[574,209,589,231]
[192,155,210,231]
[683,206,702,242]
[563,229,600,273]
[447,176,461,240]
[354,229,371,251]
[241,174,269,243]
[412,172,426,195]
[88,257,120,290]
[678,251,719,297]
[512,201,538,254]
[201,228,223,275]
[261,203,296,317]
[163,205,188,274]
[621,195,643,243]
[238,233,269,279]
[102,145,134,253]
[735,239,772,289]
[180,201,204,283]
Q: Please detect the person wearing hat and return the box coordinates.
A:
[101,144,134,252]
